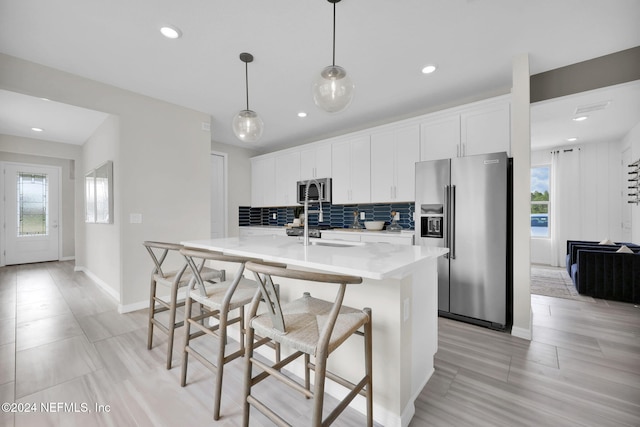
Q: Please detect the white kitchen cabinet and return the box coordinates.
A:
[371,124,420,202]
[251,155,276,207]
[275,150,300,206]
[331,136,371,204]
[300,144,332,180]
[239,226,287,237]
[420,96,510,160]
[420,115,460,161]
[322,230,414,245]
[461,101,511,156]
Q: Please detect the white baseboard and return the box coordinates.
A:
[59,256,75,261]
[118,300,148,314]
[511,309,533,340]
[74,266,120,303]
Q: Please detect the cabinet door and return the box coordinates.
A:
[349,135,371,204]
[420,115,460,161]
[251,156,275,207]
[314,144,332,178]
[371,125,419,203]
[275,151,300,206]
[394,125,420,201]
[370,130,395,203]
[461,101,510,156]
[331,136,370,204]
[300,144,332,180]
[331,140,352,204]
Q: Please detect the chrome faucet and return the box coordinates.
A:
[303,179,324,246]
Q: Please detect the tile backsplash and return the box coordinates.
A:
[239,202,415,230]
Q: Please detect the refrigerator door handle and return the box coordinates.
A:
[450,184,456,259]
[444,185,450,259]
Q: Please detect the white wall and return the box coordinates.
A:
[211,140,257,237]
[511,54,532,340]
[81,115,120,298]
[530,138,629,265]
[623,121,640,243]
[1,53,213,311]
[0,135,81,260]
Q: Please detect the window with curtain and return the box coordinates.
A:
[531,165,550,238]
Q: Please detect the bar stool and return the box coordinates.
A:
[179,248,282,420]
[143,241,225,370]
[243,262,373,427]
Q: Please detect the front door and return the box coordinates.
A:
[3,163,60,265]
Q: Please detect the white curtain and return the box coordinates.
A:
[550,148,581,267]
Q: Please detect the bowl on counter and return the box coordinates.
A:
[364,221,385,231]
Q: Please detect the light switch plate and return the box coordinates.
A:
[130,213,143,224]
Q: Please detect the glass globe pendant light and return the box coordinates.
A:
[232,52,264,142]
[312,0,354,113]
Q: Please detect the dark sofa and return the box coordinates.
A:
[565,240,640,303]
[565,240,639,276]
[575,248,640,303]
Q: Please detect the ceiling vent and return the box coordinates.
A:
[575,100,611,115]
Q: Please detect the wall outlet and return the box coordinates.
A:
[394,212,400,221]
[272,213,277,220]
[360,211,365,220]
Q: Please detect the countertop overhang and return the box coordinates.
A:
[182,235,448,280]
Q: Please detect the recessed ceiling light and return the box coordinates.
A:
[297,112,307,118]
[567,137,578,142]
[573,116,588,122]
[31,127,44,132]
[160,25,182,39]
[421,64,437,74]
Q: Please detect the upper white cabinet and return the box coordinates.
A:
[251,155,276,207]
[461,101,510,157]
[420,115,460,161]
[371,124,420,203]
[300,144,332,180]
[275,150,300,206]
[420,96,510,161]
[332,136,371,204]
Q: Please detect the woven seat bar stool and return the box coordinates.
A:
[243,261,373,427]
[179,247,283,420]
[143,241,225,369]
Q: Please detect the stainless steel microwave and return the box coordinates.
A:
[297,178,332,204]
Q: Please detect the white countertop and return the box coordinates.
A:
[182,235,447,280]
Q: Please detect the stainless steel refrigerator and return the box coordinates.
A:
[415,152,512,330]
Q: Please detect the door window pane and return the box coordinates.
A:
[17,172,48,236]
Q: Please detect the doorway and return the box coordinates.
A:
[211,152,227,239]
[2,162,61,265]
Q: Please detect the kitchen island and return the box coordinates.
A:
[182,235,448,427]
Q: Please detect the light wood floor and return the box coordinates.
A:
[1,261,638,426]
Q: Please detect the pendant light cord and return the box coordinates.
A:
[332,1,336,67]
[245,61,250,111]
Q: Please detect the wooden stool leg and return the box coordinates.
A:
[213,306,229,420]
[147,277,157,350]
[180,294,194,387]
[364,307,373,427]
[242,321,256,427]
[165,281,180,369]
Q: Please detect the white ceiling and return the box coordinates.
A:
[0,0,639,151]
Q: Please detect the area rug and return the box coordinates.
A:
[530,265,594,302]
